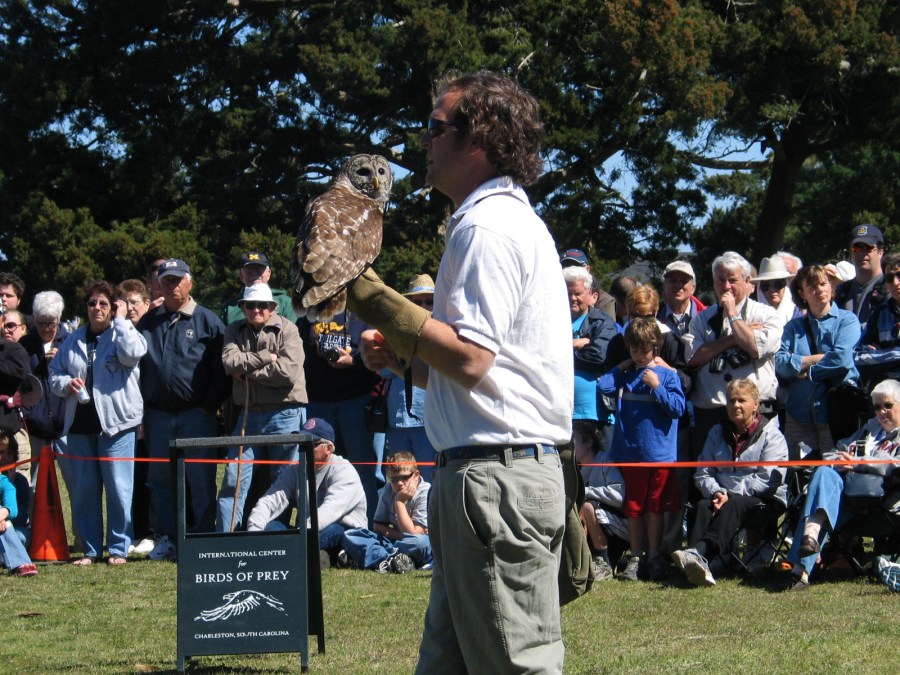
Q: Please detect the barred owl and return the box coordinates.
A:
[291,154,393,321]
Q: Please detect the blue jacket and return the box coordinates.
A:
[774,306,860,425]
[138,300,228,414]
[598,365,685,462]
[49,318,147,437]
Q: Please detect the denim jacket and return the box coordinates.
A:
[775,305,861,425]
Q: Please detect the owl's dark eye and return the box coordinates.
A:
[378,168,386,175]
[356,168,372,178]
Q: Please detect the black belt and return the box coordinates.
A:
[435,444,558,468]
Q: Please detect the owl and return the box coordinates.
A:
[291,154,393,321]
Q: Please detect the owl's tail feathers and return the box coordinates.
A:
[345,269,430,370]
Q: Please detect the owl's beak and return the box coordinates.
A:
[374,176,380,190]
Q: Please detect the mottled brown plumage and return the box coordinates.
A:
[291,154,393,321]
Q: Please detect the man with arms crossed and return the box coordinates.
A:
[350,71,573,674]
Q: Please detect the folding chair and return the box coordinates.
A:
[829,494,900,574]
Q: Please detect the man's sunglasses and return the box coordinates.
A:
[851,243,879,253]
[426,118,467,139]
[242,301,272,311]
[760,280,787,292]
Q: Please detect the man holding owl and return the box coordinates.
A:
[354,72,573,674]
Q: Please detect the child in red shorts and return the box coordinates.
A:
[598,318,685,581]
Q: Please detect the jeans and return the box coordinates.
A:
[788,465,848,575]
[416,453,565,674]
[144,407,219,537]
[66,428,137,558]
[265,520,347,552]
[0,525,32,570]
[342,527,432,569]
[216,405,304,532]
[308,395,382,525]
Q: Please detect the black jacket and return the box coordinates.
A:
[0,337,28,433]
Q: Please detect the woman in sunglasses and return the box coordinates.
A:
[775,265,861,454]
[49,281,147,565]
[855,252,900,389]
[750,255,801,326]
[783,378,900,590]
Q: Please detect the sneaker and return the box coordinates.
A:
[389,552,415,574]
[148,535,176,561]
[592,556,614,581]
[671,548,716,586]
[132,538,156,555]
[13,563,38,577]
[336,549,350,568]
[619,555,642,582]
[875,556,900,592]
[646,554,669,582]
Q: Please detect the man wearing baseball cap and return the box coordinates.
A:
[246,417,367,563]
[139,258,228,560]
[835,224,887,331]
[221,250,297,324]
[658,260,706,339]
[560,248,617,319]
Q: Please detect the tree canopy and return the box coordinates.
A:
[0,0,896,313]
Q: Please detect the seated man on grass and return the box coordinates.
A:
[246,417,367,566]
[341,451,432,574]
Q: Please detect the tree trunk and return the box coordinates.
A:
[751,131,810,263]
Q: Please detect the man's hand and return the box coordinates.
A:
[719,290,737,318]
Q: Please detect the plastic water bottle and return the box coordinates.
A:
[76,386,91,405]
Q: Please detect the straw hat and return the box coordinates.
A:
[403,274,435,297]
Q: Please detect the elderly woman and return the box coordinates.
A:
[20,291,70,486]
[117,279,151,328]
[856,252,900,389]
[49,281,147,565]
[216,284,306,532]
[751,256,801,326]
[671,378,788,586]
[785,379,900,590]
[775,265,861,453]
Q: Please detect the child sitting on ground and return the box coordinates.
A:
[340,451,432,573]
[575,420,628,581]
[0,430,37,576]
[598,317,685,582]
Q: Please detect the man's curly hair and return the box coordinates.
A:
[435,71,544,186]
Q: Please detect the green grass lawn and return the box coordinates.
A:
[5,467,897,673]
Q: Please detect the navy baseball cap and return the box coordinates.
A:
[302,417,335,444]
[157,259,191,279]
[241,251,271,268]
[850,224,884,247]
[560,248,589,266]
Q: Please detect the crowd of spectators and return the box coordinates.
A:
[0,223,898,591]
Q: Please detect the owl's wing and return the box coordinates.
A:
[292,181,383,309]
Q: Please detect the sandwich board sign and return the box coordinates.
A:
[173,434,322,672]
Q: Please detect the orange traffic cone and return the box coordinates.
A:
[29,445,69,563]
